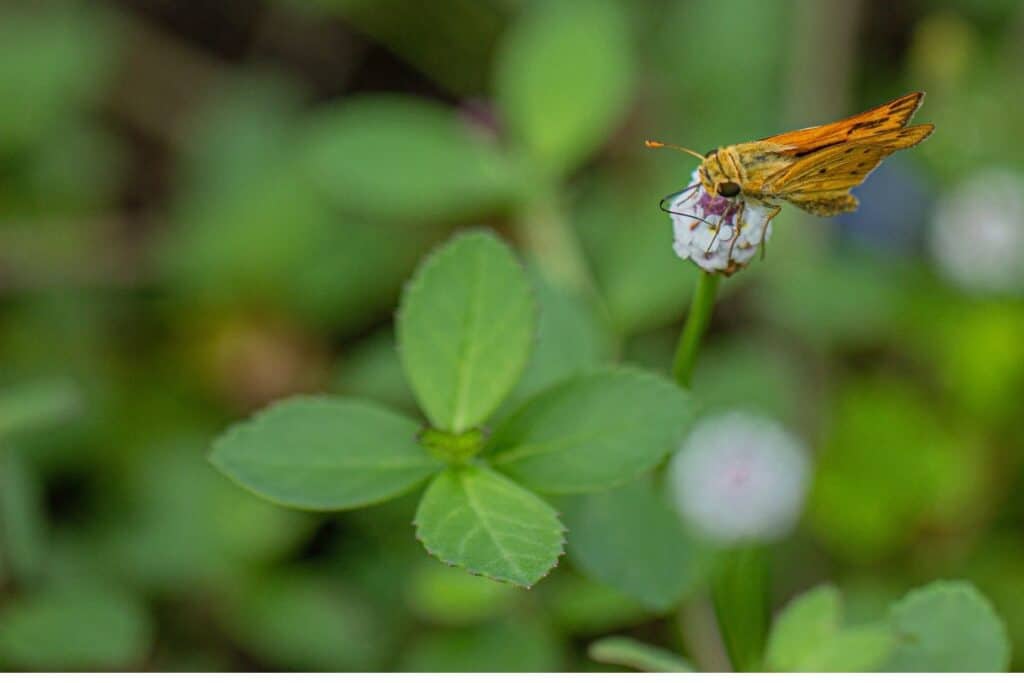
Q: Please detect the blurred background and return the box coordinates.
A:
[1,0,1023,672]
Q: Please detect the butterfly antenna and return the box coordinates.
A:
[645,140,706,162]
[658,201,717,228]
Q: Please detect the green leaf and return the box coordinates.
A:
[413,466,565,587]
[496,0,633,176]
[0,583,151,670]
[210,396,442,511]
[486,368,694,493]
[0,452,46,584]
[887,581,1010,672]
[808,625,893,673]
[766,585,843,671]
[302,96,516,223]
[219,572,386,671]
[502,270,613,413]
[589,636,694,673]
[766,583,897,673]
[397,231,535,433]
[560,477,707,610]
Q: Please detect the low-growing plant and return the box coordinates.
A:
[211,231,694,586]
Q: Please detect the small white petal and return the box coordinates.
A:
[668,169,776,275]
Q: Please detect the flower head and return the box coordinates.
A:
[669,170,776,275]
[930,169,1024,295]
[669,411,810,544]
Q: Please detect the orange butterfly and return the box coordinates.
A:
[646,91,934,237]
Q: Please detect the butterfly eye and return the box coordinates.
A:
[717,181,741,197]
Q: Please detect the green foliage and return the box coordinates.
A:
[560,477,707,610]
[810,379,984,561]
[588,636,694,673]
[398,231,535,434]
[495,0,633,177]
[486,368,694,493]
[219,573,386,671]
[303,96,516,223]
[110,441,311,591]
[540,573,652,636]
[165,79,436,330]
[887,581,1011,672]
[401,618,563,672]
[503,270,613,412]
[334,331,416,412]
[211,397,441,510]
[766,585,893,672]
[712,546,771,672]
[0,583,151,671]
[406,561,518,626]
[414,466,564,587]
[0,453,46,584]
[0,4,116,152]
[8,0,1023,672]
[574,171,699,335]
[0,378,79,440]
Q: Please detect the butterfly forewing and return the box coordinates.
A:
[757,91,926,155]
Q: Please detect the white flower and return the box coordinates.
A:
[930,169,1024,295]
[669,170,776,275]
[669,412,810,544]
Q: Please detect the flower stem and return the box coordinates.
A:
[670,272,770,672]
[710,545,770,672]
[672,270,720,388]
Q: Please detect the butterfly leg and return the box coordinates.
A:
[704,198,739,256]
[758,204,781,261]
[727,199,747,261]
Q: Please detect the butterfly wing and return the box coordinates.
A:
[764,123,934,216]
[758,92,926,154]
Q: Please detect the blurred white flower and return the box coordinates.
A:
[670,412,810,544]
[930,169,1024,295]
[669,170,776,275]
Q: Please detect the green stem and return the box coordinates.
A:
[670,272,770,671]
[710,545,771,672]
[671,270,719,388]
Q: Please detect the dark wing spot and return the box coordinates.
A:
[793,142,838,158]
[850,119,886,132]
[818,168,827,174]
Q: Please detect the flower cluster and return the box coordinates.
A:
[669,170,776,275]
[669,411,810,544]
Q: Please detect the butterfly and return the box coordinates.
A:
[646,91,934,245]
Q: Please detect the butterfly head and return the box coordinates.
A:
[699,148,743,198]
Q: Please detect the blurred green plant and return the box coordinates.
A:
[212,231,694,587]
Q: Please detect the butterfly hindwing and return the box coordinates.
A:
[766,124,934,204]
